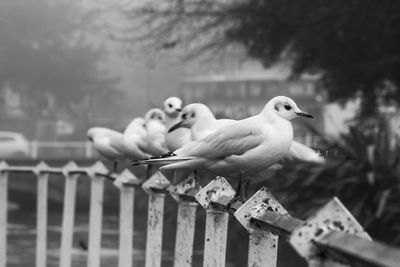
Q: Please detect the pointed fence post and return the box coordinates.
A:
[169,174,201,267]
[195,177,237,267]
[86,161,108,267]
[34,162,50,267]
[234,187,288,267]
[113,169,142,267]
[0,161,8,267]
[289,197,371,267]
[142,168,171,267]
[59,161,80,267]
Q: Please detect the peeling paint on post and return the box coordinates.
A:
[145,193,165,267]
[235,187,288,267]
[142,169,170,267]
[171,175,201,267]
[195,177,236,267]
[174,201,198,267]
[203,209,229,267]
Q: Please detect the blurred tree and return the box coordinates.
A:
[0,0,120,133]
[104,0,400,117]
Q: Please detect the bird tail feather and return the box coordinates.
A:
[132,156,197,166]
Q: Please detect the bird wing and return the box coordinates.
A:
[177,117,264,159]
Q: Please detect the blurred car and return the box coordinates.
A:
[0,131,30,158]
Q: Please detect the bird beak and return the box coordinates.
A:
[296,112,314,118]
[168,120,189,133]
[175,108,182,112]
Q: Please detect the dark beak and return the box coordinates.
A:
[175,108,182,112]
[168,121,186,133]
[296,112,314,118]
[87,136,93,141]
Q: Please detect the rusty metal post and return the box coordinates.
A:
[170,174,201,267]
[142,168,171,267]
[234,187,288,267]
[195,177,237,267]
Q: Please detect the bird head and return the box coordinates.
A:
[145,108,166,124]
[168,103,214,133]
[266,96,314,121]
[163,96,183,117]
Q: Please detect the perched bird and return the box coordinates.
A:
[136,96,314,199]
[169,103,324,164]
[87,127,129,172]
[123,117,152,159]
[144,108,169,156]
[168,103,236,140]
[163,97,191,151]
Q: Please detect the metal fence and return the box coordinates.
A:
[0,161,399,267]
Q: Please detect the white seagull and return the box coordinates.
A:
[169,103,323,163]
[163,97,191,151]
[87,127,130,172]
[136,96,314,198]
[168,103,236,140]
[123,117,152,159]
[144,108,169,156]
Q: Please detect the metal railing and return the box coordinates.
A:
[0,161,399,267]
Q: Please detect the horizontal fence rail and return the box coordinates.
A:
[0,161,399,267]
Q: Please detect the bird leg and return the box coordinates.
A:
[227,174,245,209]
[113,161,118,173]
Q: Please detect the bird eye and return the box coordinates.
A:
[168,104,173,108]
[284,105,291,111]
[191,112,195,118]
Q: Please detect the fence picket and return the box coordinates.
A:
[59,164,79,267]
[203,210,229,267]
[86,163,106,267]
[118,186,135,267]
[145,193,165,267]
[36,172,49,267]
[0,169,8,267]
[174,201,198,267]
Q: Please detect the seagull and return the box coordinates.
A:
[163,97,191,151]
[135,96,314,199]
[168,103,236,140]
[144,108,169,156]
[169,103,324,164]
[123,117,152,159]
[87,127,129,172]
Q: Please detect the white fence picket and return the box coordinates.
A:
[36,173,49,267]
[0,171,8,267]
[145,193,165,267]
[174,201,198,267]
[87,173,104,267]
[118,186,135,267]
[203,210,229,267]
[59,171,79,267]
